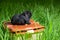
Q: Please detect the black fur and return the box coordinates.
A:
[11,11,32,25]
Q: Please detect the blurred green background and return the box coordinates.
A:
[0,0,60,40]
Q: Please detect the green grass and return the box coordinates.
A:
[0,0,60,40]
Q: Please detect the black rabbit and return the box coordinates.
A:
[11,10,32,25]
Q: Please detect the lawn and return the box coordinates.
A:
[0,0,60,40]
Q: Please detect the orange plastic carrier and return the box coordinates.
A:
[3,19,44,34]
